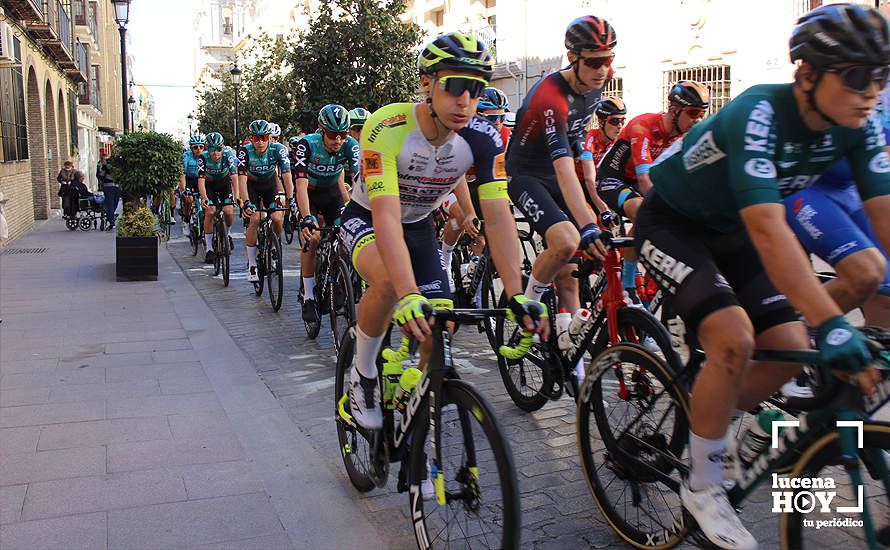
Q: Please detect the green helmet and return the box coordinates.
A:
[318,104,350,132]
[204,132,224,149]
[348,107,370,127]
[189,134,205,146]
[418,32,493,80]
[248,119,272,136]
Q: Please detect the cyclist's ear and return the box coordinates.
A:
[419,74,434,94]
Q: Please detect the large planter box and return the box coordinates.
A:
[116,236,158,281]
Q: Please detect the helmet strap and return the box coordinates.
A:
[424,91,448,142]
[806,71,840,127]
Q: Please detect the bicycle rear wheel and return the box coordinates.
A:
[781,423,890,549]
[220,226,230,287]
[330,257,356,353]
[267,234,284,311]
[333,328,376,492]
[577,343,689,549]
[190,222,199,256]
[253,238,265,296]
[284,213,295,244]
[409,378,520,549]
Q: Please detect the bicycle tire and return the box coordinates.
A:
[330,257,356,353]
[577,343,690,549]
[780,422,890,549]
[190,223,199,256]
[408,377,520,550]
[333,328,376,492]
[267,234,284,312]
[591,306,683,376]
[284,214,295,245]
[220,227,230,287]
[213,229,222,277]
[479,254,502,349]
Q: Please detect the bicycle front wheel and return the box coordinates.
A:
[333,328,376,492]
[577,343,689,549]
[219,226,231,287]
[409,378,520,550]
[267,235,284,312]
[330,257,355,353]
[781,422,890,549]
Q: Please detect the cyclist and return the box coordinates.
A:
[596,81,708,300]
[341,32,547,430]
[635,5,890,547]
[583,96,626,167]
[294,104,359,323]
[784,87,890,328]
[505,15,615,377]
[269,122,282,143]
[348,107,371,142]
[197,132,237,264]
[237,119,294,283]
[179,134,205,237]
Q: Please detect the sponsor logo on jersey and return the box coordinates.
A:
[761,294,787,306]
[467,118,504,149]
[544,109,557,135]
[418,280,442,293]
[363,150,383,177]
[367,181,386,193]
[382,114,407,128]
[778,174,820,194]
[310,163,345,173]
[809,134,834,154]
[744,100,774,153]
[743,158,777,179]
[828,241,859,262]
[517,190,544,223]
[869,151,890,173]
[494,152,507,179]
[794,204,823,239]
[777,160,798,169]
[682,130,726,172]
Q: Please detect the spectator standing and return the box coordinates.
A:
[57,160,76,218]
[97,151,120,230]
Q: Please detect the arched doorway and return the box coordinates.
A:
[26,68,47,220]
[53,88,68,209]
[44,80,59,211]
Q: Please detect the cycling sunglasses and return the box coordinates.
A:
[437,75,488,99]
[824,65,890,94]
[250,135,271,143]
[191,144,205,150]
[577,53,614,70]
[606,117,625,126]
[209,146,224,152]
[324,130,348,140]
[484,113,506,124]
[349,124,364,131]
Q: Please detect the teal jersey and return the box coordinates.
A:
[650,83,890,233]
[197,150,237,182]
[290,133,360,188]
[182,150,202,179]
[236,142,290,183]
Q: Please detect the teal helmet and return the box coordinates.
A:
[204,132,224,149]
[418,32,493,80]
[248,119,272,136]
[477,87,509,111]
[188,134,205,146]
[348,107,371,127]
[318,104,350,132]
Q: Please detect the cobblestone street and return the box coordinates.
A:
[166,231,795,550]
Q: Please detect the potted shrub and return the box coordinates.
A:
[110,131,182,281]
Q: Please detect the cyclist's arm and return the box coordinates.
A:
[637,172,655,194]
[179,174,186,192]
[292,139,311,216]
[580,158,608,213]
[741,203,841,326]
[370,195,419,297]
[281,171,294,203]
[553,157,597,228]
[453,176,477,220]
[236,147,249,207]
[337,171,349,204]
[479,197,522,298]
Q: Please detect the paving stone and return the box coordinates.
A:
[37,416,172,450]
[0,446,106,485]
[0,511,106,549]
[167,411,236,440]
[107,434,245,472]
[106,392,223,419]
[0,400,105,428]
[179,460,265,500]
[0,484,26,524]
[0,426,40,455]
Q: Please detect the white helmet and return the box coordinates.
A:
[269,122,281,138]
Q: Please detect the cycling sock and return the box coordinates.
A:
[246,245,257,267]
[440,241,455,269]
[303,276,315,300]
[205,235,213,251]
[524,273,549,302]
[355,326,385,379]
[688,431,726,492]
[621,259,637,290]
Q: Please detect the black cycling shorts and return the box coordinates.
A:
[247,181,279,210]
[508,173,577,242]
[597,177,642,217]
[185,176,199,192]
[205,178,233,207]
[340,202,450,301]
[634,190,798,335]
[308,186,344,225]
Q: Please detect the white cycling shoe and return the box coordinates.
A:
[246,265,259,283]
[681,482,758,549]
[348,365,383,430]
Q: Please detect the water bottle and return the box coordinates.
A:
[567,308,593,346]
[556,310,573,351]
[381,361,404,407]
[463,256,480,285]
[393,367,423,411]
[737,409,785,469]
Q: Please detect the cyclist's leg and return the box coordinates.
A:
[601,179,645,290]
[786,185,889,324]
[300,190,328,301]
[509,174,578,301]
[203,190,217,252]
[244,184,266,273]
[840,196,890,326]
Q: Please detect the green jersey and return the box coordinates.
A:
[290,132,360,189]
[650,83,890,232]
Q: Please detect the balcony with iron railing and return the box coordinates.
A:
[3,0,44,22]
[65,39,88,83]
[30,0,77,68]
[73,0,100,45]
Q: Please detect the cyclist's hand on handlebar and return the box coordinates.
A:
[507,294,550,341]
[462,216,481,239]
[599,210,618,229]
[579,222,607,261]
[299,215,318,243]
[393,293,432,342]
[242,201,256,217]
[817,316,877,394]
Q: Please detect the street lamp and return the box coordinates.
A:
[230,64,242,144]
[112,0,132,133]
[187,113,194,136]
[128,96,137,134]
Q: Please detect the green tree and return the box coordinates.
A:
[110,131,182,206]
[195,33,298,144]
[290,0,422,126]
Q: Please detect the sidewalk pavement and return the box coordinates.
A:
[0,218,389,549]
